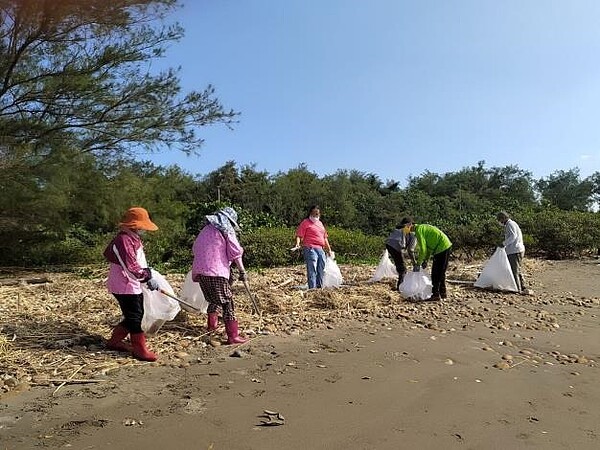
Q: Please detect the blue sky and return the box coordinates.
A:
[147,0,600,185]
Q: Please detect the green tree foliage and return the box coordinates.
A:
[0,0,236,157]
[3,158,600,268]
[537,168,594,211]
[0,0,237,262]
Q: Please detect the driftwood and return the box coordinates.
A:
[34,379,108,386]
[0,276,52,286]
[447,279,476,285]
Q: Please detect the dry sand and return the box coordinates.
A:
[1,259,600,449]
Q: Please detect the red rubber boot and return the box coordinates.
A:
[225,320,248,345]
[130,332,158,362]
[207,312,219,331]
[106,324,131,352]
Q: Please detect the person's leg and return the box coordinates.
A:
[303,247,318,289]
[222,299,246,343]
[515,252,526,291]
[430,256,442,298]
[201,275,246,344]
[114,293,144,334]
[436,248,451,298]
[200,278,222,330]
[107,294,136,352]
[386,244,407,288]
[115,293,157,362]
[315,248,326,288]
[507,253,522,292]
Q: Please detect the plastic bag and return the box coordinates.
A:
[399,271,433,300]
[141,269,181,334]
[369,249,399,282]
[179,271,209,313]
[474,247,518,292]
[322,256,343,288]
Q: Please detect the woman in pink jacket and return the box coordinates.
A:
[103,207,160,362]
[192,207,248,344]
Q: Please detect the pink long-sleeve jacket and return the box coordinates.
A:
[192,224,244,279]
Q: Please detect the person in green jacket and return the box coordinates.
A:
[399,217,452,301]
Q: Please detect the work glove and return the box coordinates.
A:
[421,261,427,270]
[238,271,248,282]
[412,265,421,272]
[146,278,159,291]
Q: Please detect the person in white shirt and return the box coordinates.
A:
[497,211,527,293]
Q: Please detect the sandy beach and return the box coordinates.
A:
[1,259,599,449]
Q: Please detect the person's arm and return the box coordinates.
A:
[503,222,518,248]
[405,234,417,266]
[112,234,151,281]
[226,233,247,280]
[415,231,428,266]
[324,237,332,256]
[293,220,305,250]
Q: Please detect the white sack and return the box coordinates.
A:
[399,271,433,300]
[179,271,209,313]
[141,269,181,334]
[322,256,343,288]
[369,249,398,282]
[474,247,518,292]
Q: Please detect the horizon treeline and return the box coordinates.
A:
[2,157,599,270]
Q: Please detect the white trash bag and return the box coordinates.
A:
[399,271,433,300]
[179,271,209,313]
[322,254,343,288]
[369,249,398,282]
[141,269,181,334]
[474,247,518,292]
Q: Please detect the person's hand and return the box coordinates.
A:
[146,278,159,291]
[499,244,505,248]
[421,261,427,270]
[329,251,335,259]
[238,271,248,282]
[290,245,301,251]
[413,265,421,272]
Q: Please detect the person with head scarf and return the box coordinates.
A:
[293,205,333,289]
[398,217,452,302]
[192,207,248,344]
[103,207,160,361]
[496,211,527,293]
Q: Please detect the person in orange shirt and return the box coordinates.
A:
[293,205,333,289]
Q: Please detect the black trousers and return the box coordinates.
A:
[386,244,407,285]
[113,293,144,333]
[431,248,451,296]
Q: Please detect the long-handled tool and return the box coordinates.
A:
[242,280,261,316]
[159,288,203,313]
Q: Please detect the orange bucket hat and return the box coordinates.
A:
[119,207,158,231]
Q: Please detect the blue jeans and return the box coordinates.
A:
[303,247,326,289]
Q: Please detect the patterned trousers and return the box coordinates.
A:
[197,275,237,321]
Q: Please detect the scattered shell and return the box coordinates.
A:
[494,362,511,370]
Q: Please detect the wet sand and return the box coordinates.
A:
[1,260,600,449]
